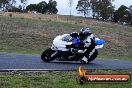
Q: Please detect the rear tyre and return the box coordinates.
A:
[88,49,98,62]
[41,48,55,62]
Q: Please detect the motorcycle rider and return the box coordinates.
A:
[68,27,96,62]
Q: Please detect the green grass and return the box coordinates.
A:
[0,16,82,54]
[0,70,131,88]
[0,16,132,60]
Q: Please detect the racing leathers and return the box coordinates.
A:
[68,32,96,62]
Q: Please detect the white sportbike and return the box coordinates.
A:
[41,34,105,63]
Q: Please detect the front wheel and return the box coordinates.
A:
[41,48,56,62]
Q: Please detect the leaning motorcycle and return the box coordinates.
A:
[41,34,105,63]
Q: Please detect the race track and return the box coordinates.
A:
[0,53,132,71]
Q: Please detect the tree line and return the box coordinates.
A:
[0,0,58,14]
[76,0,132,25]
[26,0,58,14]
[0,0,27,12]
[0,0,132,25]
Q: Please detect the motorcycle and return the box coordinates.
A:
[41,34,105,63]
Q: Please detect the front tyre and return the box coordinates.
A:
[41,48,55,62]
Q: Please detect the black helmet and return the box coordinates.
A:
[79,27,91,39]
[70,32,79,38]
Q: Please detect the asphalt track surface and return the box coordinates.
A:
[0,53,132,71]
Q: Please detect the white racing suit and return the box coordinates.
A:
[70,33,96,62]
[81,33,96,62]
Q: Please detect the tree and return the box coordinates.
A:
[0,0,8,8]
[26,4,37,11]
[113,5,128,23]
[68,0,73,17]
[129,5,132,26]
[25,0,58,14]
[47,0,58,14]
[36,1,47,14]
[0,0,17,11]
[11,0,16,6]
[129,5,132,12]
[117,5,128,20]
[20,0,27,11]
[90,0,98,19]
[113,5,132,25]
[19,5,22,11]
[76,0,91,17]
[90,0,114,20]
[113,11,119,23]
[8,6,22,12]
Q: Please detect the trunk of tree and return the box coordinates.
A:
[92,13,95,19]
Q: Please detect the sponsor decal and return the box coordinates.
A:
[77,66,130,84]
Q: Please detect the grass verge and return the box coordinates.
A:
[0,70,131,88]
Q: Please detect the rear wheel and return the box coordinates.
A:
[41,48,56,62]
